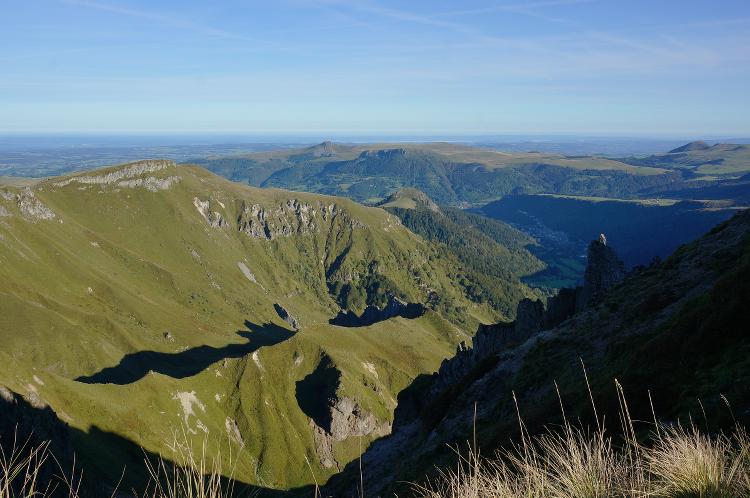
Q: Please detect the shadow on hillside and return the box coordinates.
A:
[75,321,295,385]
[0,387,310,497]
[295,355,341,432]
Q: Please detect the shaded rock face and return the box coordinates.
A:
[274,303,300,329]
[296,356,379,467]
[435,340,474,391]
[0,386,78,496]
[628,254,663,279]
[515,298,546,336]
[329,296,426,327]
[434,236,628,392]
[578,239,627,309]
[546,287,580,327]
[434,308,542,392]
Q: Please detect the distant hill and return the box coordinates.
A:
[616,141,750,178]
[186,141,750,207]
[667,140,711,153]
[189,141,699,205]
[379,187,442,213]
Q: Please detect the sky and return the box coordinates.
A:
[2,0,749,136]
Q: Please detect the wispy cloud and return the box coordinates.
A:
[677,17,750,29]
[0,35,210,62]
[58,0,261,42]
[0,46,102,62]
[428,0,597,19]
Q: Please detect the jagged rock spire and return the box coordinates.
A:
[578,237,627,309]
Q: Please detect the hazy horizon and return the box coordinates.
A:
[3,0,749,136]
[2,133,749,149]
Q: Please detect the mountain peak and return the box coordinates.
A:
[310,140,357,157]
[378,188,442,214]
[668,141,711,153]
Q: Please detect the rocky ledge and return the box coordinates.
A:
[52,159,180,191]
[237,200,365,240]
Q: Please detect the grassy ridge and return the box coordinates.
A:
[378,189,545,317]
[0,160,504,491]
[190,141,750,206]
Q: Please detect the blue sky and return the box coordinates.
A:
[2,0,749,136]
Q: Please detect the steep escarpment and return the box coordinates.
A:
[432,234,629,391]
[326,210,750,496]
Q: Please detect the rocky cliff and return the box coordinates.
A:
[236,199,364,240]
[433,235,629,391]
[326,212,750,497]
[578,237,628,309]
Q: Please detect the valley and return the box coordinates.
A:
[0,139,748,496]
[0,158,537,493]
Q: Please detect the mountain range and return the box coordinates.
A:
[191,140,750,206]
[0,144,748,496]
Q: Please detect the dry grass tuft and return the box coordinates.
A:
[413,392,750,498]
[0,428,251,498]
[646,425,749,498]
[0,430,51,498]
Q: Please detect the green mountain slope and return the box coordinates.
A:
[376,188,548,316]
[326,208,750,497]
[618,142,750,175]
[0,160,524,491]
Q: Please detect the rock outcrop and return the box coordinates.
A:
[329,397,377,441]
[330,296,426,327]
[52,159,180,191]
[300,356,383,467]
[193,197,228,228]
[237,261,265,291]
[17,188,56,221]
[359,149,407,160]
[578,238,627,310]
[237,200,364,240]
[434,235,629,391]
[274,303,300,330]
